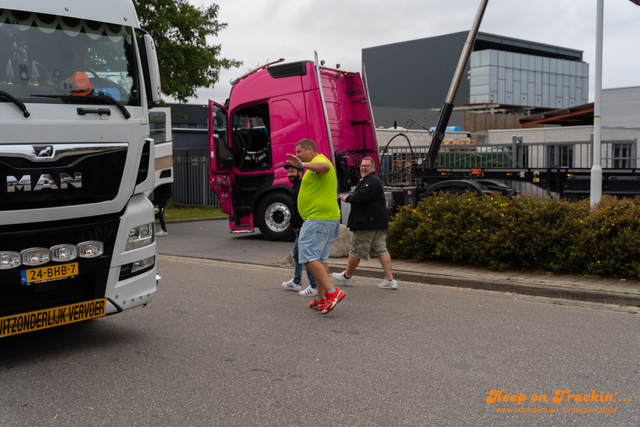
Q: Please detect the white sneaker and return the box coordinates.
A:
[282,278,302,291]
[332,271,353,286]
[379,279,398,290]
[299,285,317,296]
[156,230,168,236]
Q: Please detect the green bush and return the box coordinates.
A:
[387,193,640,279]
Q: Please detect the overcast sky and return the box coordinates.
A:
[179,0,640,106]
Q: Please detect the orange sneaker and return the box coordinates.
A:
[309,298,325,309]
[321,289,345,314]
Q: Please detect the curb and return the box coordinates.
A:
[157,247,640,307]
[157,217,227,225]
[329,265,640,307]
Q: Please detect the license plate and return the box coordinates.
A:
[20,262,78,285]
[0,298,107,338]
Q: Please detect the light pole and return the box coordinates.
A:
[590,0,604,209]
[594,1,640,206]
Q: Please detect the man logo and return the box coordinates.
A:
[33,145,54,158]
[6,173,82,192]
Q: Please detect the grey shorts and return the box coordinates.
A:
[298,220,341,264]
[349,230,389,261]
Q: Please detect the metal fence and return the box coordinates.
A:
[171,139,637,205]
[172,149,220,207]
[379,138,638,188]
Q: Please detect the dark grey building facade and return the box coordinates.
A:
[162,103,209,149]
[160,103,214,207]
[363,32,585,129]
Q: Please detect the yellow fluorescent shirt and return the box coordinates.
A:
[298,154,340,220]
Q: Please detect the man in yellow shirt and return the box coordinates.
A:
[286,138,345,314]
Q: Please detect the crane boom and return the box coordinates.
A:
[423,0,490,168]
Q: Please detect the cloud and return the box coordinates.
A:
[174,0,640,105]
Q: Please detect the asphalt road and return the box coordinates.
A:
[1,255,638,426]
[155,219,293,266]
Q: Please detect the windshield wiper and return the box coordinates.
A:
[0,91,31,118]
[31,94,131,119]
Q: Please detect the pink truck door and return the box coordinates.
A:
[208,100,235,215]
[209,101,233,172]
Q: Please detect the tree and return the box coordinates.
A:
[133,0,241,103]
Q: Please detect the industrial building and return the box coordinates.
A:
[362,31,589,130]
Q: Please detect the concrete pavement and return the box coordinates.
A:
[157,218,640,308]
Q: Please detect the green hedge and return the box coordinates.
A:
[387,193,640,278]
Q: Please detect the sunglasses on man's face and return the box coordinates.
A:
[360,164,373,168]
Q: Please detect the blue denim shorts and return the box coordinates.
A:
[298,220,340,264]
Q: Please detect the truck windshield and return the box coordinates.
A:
[0,9,140,106]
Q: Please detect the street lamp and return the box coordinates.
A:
[590,0,604,209]
[591,0,640,208]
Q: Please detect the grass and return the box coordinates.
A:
[163,203,225,221]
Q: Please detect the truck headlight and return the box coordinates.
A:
[132,255,155,273]
[51,244,78,262]
[125,222,155,251]
[0,251,21,270]
[21,247,50,266]
[78,241,104,258]
[119,255,155,280]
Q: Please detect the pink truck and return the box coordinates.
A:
[208,56,379,240]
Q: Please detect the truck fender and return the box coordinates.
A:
[252,185,292,211]
[473,179,517,197]
[423,180,490,197]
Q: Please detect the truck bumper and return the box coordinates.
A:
[104,194,158,313]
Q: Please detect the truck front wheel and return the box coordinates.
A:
[256,193,295,241]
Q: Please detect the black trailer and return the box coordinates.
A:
[378,134,640,209]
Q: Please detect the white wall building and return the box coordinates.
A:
[603,86,640,128]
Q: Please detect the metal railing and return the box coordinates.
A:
[172,149,220,207]
[379,138,638,187]
[170,139,638,205]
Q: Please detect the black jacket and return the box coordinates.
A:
[346,173,388,231]
[290,180,303,230]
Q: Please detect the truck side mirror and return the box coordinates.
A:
[138,33,162,105]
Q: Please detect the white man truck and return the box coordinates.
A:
[0,1,162,337]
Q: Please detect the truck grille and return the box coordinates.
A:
[0,144,127,211]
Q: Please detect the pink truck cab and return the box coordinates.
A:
[208,57,379,240]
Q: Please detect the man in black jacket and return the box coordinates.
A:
[281,165,317,296]
[332,157,397,289]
